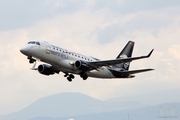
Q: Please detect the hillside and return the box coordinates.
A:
[31,102,180,120]
[0,92,104,120]
[0,92,179,120]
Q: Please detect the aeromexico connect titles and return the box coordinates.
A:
[20,40,154,82]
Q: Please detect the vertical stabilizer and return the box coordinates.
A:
[115,41,134,70]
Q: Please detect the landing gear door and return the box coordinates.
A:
[45,42,52,54]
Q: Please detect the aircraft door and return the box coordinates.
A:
[45,42,52,54]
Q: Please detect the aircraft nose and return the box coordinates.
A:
[20,45,29,55]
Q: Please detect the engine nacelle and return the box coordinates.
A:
[38,64,55,76]
[74,60,89,71]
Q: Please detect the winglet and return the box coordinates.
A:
[147,49,154,57]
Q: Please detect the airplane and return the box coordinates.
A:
[20,40,154,82]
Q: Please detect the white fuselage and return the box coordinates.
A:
[20,40,114,78]
[20,40,154,81]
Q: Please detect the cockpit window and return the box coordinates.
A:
[28,41,35,44]
[28,41,40,45]
[36,42,40,45]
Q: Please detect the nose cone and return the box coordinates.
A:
[20,45,29,55]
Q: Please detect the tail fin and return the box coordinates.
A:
[115,41,134,70]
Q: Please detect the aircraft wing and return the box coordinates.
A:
[88,49,154,68]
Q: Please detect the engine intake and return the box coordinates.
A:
[38,64,55,75]
[74,60,89,71]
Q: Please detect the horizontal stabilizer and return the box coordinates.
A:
[122,69,154,75]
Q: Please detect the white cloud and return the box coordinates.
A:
[86,0,96,6]
[168,44,180,59]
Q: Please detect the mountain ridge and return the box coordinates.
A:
[0,92,179,120]
[0,92,105,120]
[30,102,180,120]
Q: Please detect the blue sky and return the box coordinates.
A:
[0,0,180,114]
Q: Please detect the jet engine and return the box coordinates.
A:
[38,64,55,75]
[74,60,89,71]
